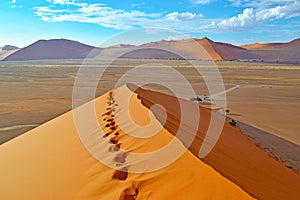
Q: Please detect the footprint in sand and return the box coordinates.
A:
[113,167,128,181]
[110,126,117,131]
[103,93,130,182]
[110,137,118,144]
[109,144,121,152]
[119,186,139,200]
[114,152,127,163]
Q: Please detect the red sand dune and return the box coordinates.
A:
[241,42,279,50]
[133,37,258,60]
[0,85,253,199]
[129,83,300,200]
[3,37,299,61]
[241,38,300,61]
[195,37,259,60]
[241,38,300,50]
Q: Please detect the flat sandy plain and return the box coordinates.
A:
[0,59,299,149]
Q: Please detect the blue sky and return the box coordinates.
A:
[1,0,300,47]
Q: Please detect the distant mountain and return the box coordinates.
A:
[241,38,300,62]
[0,45,19,60]
[2,37,299,62]
[3,39,96,61]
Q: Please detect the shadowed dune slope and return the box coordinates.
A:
[128,84,300,200]
[0,85,252,200]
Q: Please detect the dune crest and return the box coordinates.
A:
[130,84,300,200]
[0,85,253,199]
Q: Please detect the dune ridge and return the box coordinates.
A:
[241,38,300,61]
[0,85,253,199]
[3,37,299,62]
[241,38,300,50]
[129,84,300,200]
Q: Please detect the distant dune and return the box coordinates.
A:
[118,37,258,60]
[0,45,19,60]
[3,39,96,61]
[241,38,300,50]
[241,38,300,62]
[195,37,259,60]
[2,37,299,62]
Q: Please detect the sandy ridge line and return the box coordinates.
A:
[0,124,39,131]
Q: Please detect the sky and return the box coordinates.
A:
[0,0,300,47]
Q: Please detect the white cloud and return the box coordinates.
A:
[34,1,207,31]
[34,2,161,30]
[35,6,67,13]
[166,12,204,21]
[213,1,300,29]
[256,2,300,20]
[229,0,297,8]
[46,0,79,6]
[11,0,16,3]
[167,35,187,40]
[189,0,215,5]
[216,8,257,29]
[33,0,300,34]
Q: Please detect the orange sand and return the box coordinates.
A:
[130,84,300,200]
[0,85,252,199]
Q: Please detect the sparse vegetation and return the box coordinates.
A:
[229,119,237,126]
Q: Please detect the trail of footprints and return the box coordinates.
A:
[101,91,139,200]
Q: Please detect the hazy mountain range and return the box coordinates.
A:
[1,37,299,62]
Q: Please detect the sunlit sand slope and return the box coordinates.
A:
[0,85,252,200]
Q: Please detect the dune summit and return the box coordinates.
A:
[0,85,253,199]
[129,84,300,200]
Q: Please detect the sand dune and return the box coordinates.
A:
[130,84,300,200]
[0,85,252,199]
[120,37,258,60]
[0,45,19,60]
[3,39,97,61]
[241,38,300,50]
[241,38,300,61]
[3,37,299,61]
[99,38,214,60]
[195,38,259,60]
